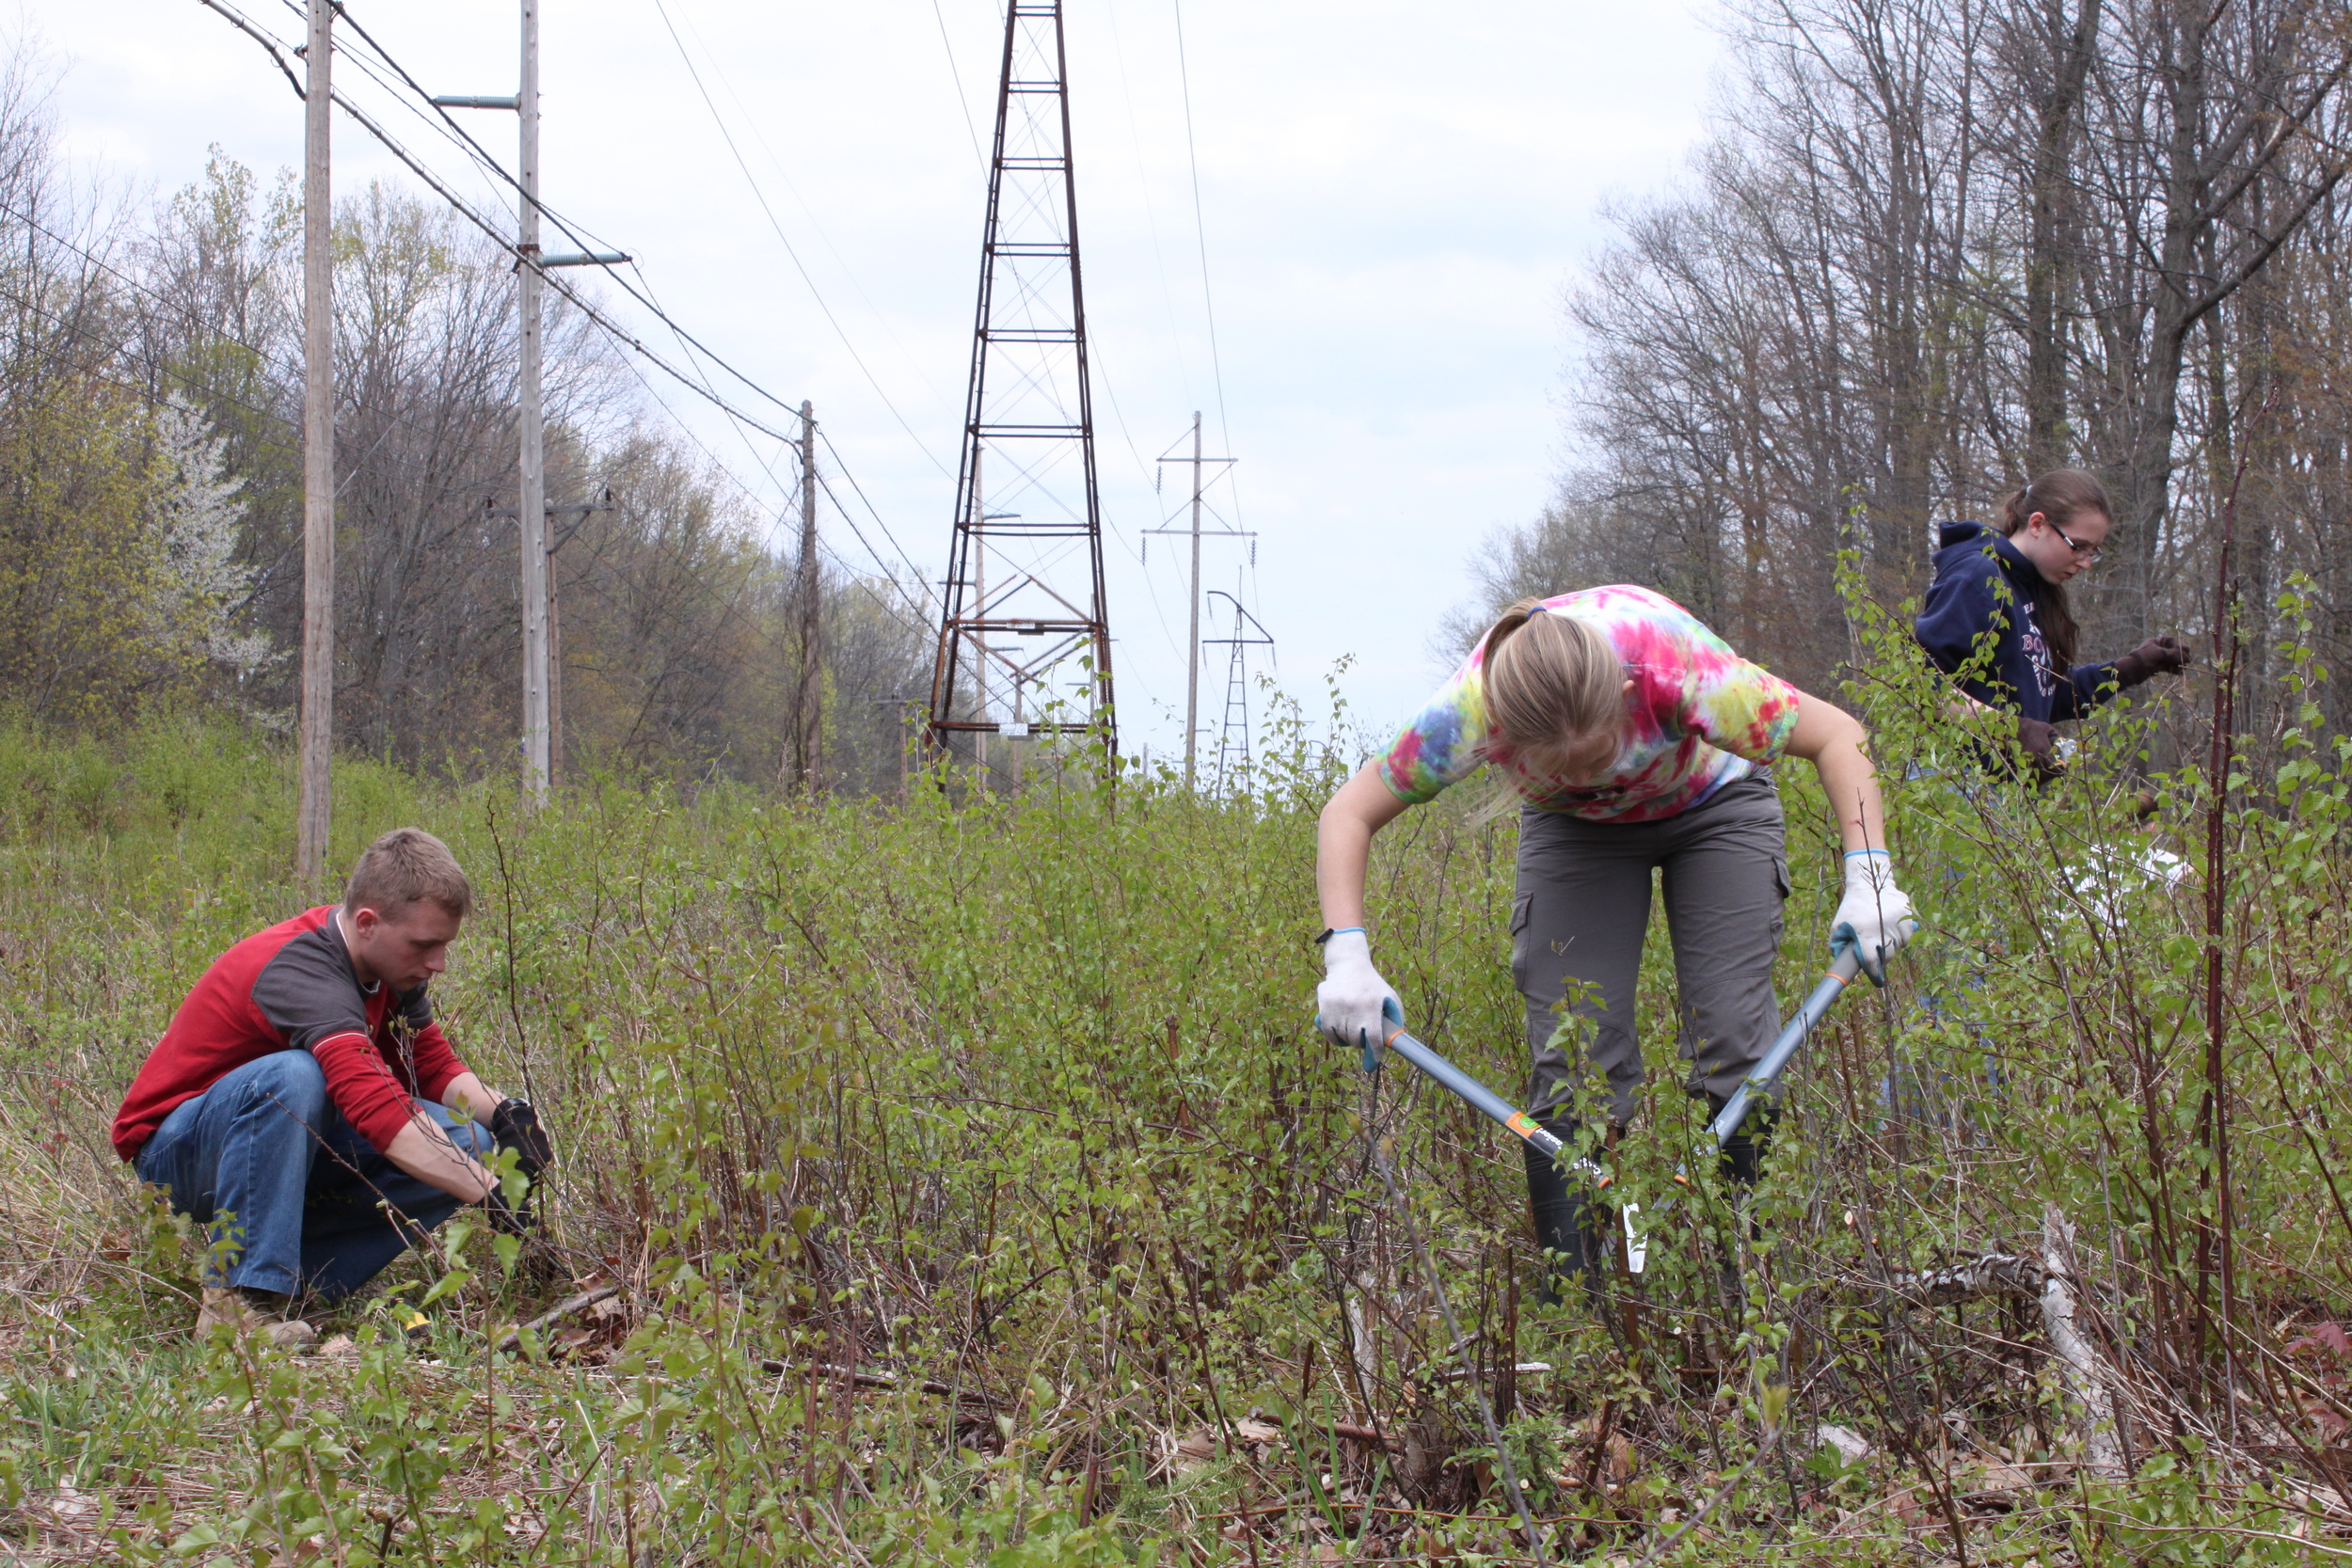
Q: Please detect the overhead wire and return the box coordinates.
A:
[608,347,933,642]
[645,0,955,475]
[219,0,946,610]
[189,0,937,641]
[1167,0,1261,636]
[816,428,931,600]
[659,0,962,422]
[1168,0,1232,453]
[930,0,989,167]
[624,303,934,634]
[236,0,818,447]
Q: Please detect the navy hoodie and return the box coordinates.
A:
[1913,521,2121,723]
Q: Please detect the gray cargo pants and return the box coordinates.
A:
[1512,773,1788,1127]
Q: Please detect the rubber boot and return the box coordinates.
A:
[1523,1129,1605,1307]
[1715,1097,1777,1188]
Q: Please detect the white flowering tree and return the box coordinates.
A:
[148,396,275,685]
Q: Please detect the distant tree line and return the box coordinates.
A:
[1459,0,2351,742]
[0,47,932,794]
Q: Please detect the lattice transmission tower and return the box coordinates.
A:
[927,0,1114,768]
[1203,586,1273,793]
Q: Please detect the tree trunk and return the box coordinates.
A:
[2025,0,2104,472]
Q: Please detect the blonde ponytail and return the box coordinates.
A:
[1480,598,1626,771]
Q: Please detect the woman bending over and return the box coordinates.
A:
[1314,586,1913,1291]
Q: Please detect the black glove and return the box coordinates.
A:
[2017,717,2064,784]
[489,1098,554,1178]
[2113,635,2192,688]
[485,1185,535,1235]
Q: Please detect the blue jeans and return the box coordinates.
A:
[135,1049,491,1303]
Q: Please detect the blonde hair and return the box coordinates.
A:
[343,828,473,920]
[1479,598,1626,775]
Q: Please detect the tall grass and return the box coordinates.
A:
[2,596,2350,1563]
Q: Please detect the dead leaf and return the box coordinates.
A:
[318,1335,358,1359]
[1976,1463,2031,1492]
[1608,1433,1636,1483]
[1233,1418,1281,1446]
[1816,1422,1872,1464]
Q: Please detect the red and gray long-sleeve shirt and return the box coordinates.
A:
[111,905,470,1162]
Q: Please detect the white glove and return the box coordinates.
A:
[1830,850,1915,985]
[1315,928,1403,1056]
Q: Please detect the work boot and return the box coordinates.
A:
[197,1287,318,1351]
[1523,1129,1607,1307]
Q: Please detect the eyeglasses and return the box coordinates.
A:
[2048,519,2102,561]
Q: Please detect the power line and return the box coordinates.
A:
[325,0,949,575]
[1169,0,1232,454]
[930,0,988,167]
[611,341,932,642]
[328,0,940,618]
[816,427,930,590]
[1168,0,1260,640]
[646,0,954,475]
[193,0,972,669]
[201,0,813,451]
[322,1,935,628]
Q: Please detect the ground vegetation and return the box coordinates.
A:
[3,604,2350,1561]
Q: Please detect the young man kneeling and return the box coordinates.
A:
[111,828,553,1347]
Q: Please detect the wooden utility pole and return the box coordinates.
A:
[794,400,821,791]
[296,0,334,886]
[516,0,550,805]
[433,9,626,805]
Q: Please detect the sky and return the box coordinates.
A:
[29,0,1727,767]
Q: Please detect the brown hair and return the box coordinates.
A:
[343,828,473,920]
[1996,467,2110,668]
[1478,597,1627,776]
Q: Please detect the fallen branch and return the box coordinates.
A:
[1329,1420,1398,1452]
[1883,1205,2122,1478]
[1890,1252,2043,1306]
[1431,1361,1553,1385]
[758,1359,1000,1408]
[495,1286,622,1354]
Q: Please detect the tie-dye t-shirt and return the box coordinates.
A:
[1377,585,1802,822]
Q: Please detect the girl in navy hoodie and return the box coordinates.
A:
[1914,468,2189,775]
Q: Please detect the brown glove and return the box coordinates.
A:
[2017,717,2063,783]
[2113,636,2191,688]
